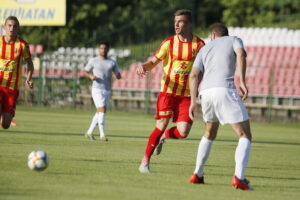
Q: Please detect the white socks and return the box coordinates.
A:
[86,113,99,135]
[194,136,213,177]
[193,136,251,180]
[98,112,106,137]
[235,138,251,180]
[86,112,106,137]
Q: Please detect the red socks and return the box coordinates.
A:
[163,127,185,139]
[142,127,186,163]
[143,128,164,162]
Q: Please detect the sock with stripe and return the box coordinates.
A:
[142,128,164,163]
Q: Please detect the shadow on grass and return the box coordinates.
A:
[0,188,34,197]
[3,130,300,146]
[3,130,81,137]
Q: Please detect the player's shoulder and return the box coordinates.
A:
[18,37,29,45]
[107,57,117,64]
[87,56,99,64]
[224,35,243,42]
[160,35,175,45]
[232,36,243,43]
[194,34,205,44]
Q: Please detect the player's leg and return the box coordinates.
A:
[154,96,193,155]
[162,96,193,139]
[162,121,191,139]
[215,89,252,189]
[139,92,172,173]
[190,122,219,184]
[139,118,169,173]
[153,121,191,155]
[97,106,108,141]
[88,88,110,141]
[97,89,111,141]
[1,112,13,129]
[230,120,253,190]
[214,88,252,189]
[143,118,170,161]
[85,112,99,140]
[0,88,17,129]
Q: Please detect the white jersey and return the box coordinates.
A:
[85,57,120,90]
[193,36,245,92]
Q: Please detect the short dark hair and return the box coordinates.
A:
[210,23,228,36]
[5,16,20,27]
[99,41,110,48]
[174,9,192,22]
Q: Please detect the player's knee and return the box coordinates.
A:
[177,127,190,138]
[156,118,169,130]
[243,132,252,141]
[204,131,217,140]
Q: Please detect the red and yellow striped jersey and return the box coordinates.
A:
[154,34,205,97]
[0,36,31,91]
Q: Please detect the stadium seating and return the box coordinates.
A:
[34,46,131,79]
[31,27,299,99]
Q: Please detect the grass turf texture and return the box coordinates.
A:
[0,106,299,200]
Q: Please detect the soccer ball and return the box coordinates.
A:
[27,150,49,171]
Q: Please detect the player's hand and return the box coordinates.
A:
[26,80,33,89]
[90,75,98,80]
[239,83,248,101]
[189,102,197,120]
[136,64,147,77]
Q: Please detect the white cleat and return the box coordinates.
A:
[100,136,108,141]
[139,162,150,173]
[85,133,96,141]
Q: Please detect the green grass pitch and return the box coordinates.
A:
[0,106,299,200]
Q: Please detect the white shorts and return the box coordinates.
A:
[200,87,249,125]
[91,88,111,108]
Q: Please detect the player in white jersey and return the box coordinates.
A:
[84,41,121,141]
[188,23,253,190]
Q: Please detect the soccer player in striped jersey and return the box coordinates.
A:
[0,16,34,129]
[137,9,205,173]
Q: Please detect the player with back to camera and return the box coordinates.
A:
[84,41,121,141]
[0,16,34,129]
[136,9,205,173]
[188,23,253,190]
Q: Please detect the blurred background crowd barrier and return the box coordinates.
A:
[17,27,300,122]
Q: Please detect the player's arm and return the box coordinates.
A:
[84,70,97,80]
[189,67,202,120]
[236,48,248,101]
[84,59,98,80]
[113,72,121,80]
[113,62,122,80]
[25,57,34,89]
[136,56,160,77]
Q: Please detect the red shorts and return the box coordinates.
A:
[155,92,192,124]
[0,87,19,116]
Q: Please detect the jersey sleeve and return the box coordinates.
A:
[153,39,170,60]
[193,49,204,73]
[22,43,31,59]
[84,59,94,72]
[233,37,247,57]
[112,60,121,74]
